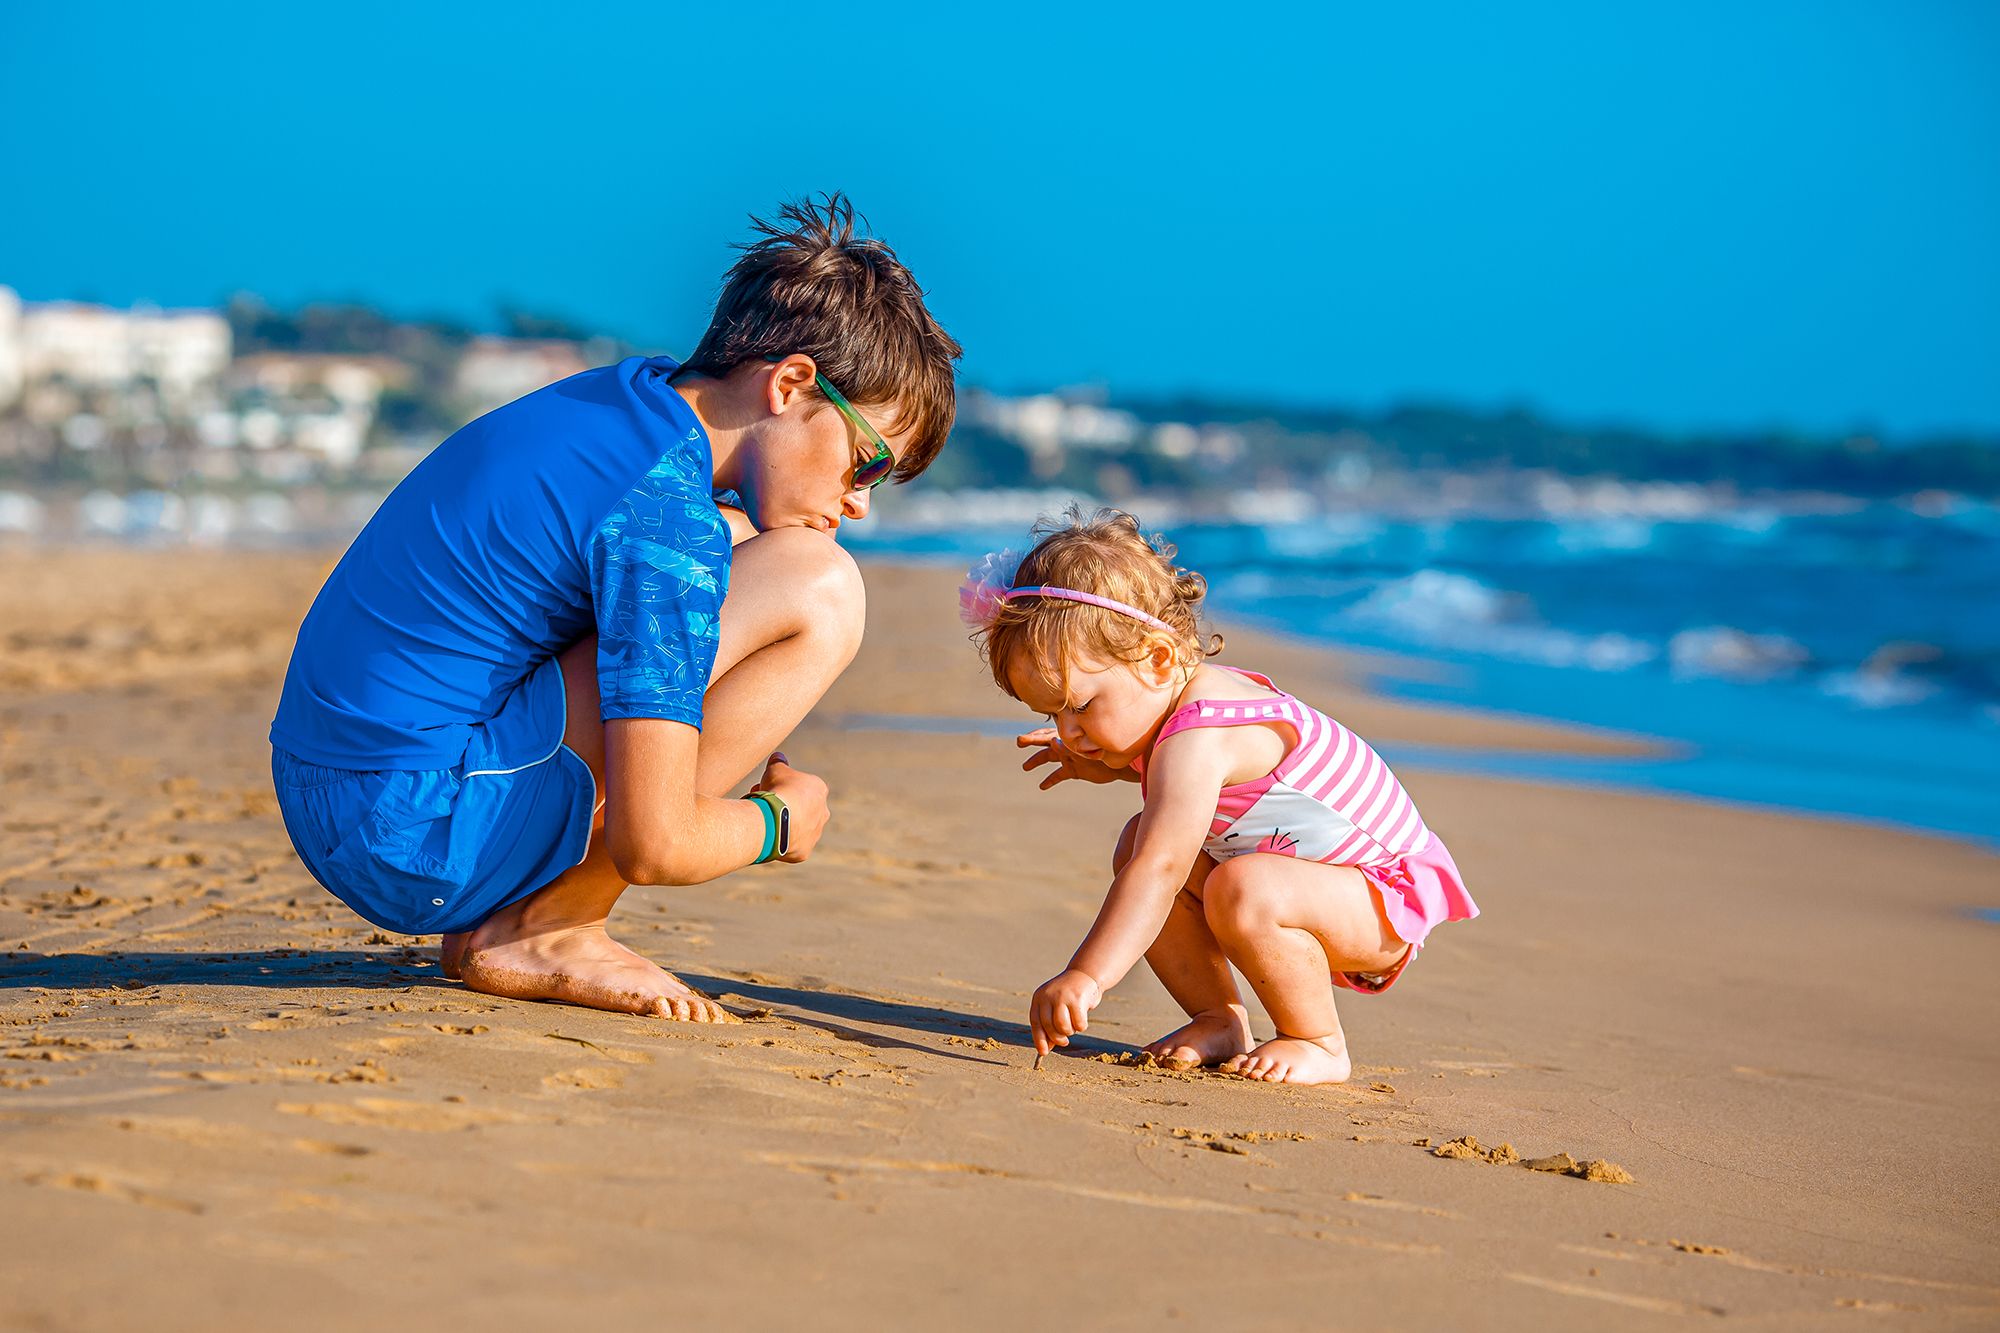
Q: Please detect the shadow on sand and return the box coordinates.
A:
[0,951,1133,1065]
[2,948,443,992]
[680,971,1131,1065]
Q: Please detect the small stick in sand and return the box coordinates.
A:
[1033,1051,1044,1072]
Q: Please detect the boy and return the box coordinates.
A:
[269,195,960,1019]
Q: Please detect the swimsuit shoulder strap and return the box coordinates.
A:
[1219,665,1281,691]
[1154,669,1304,747]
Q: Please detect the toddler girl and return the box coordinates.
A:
[963,508,1477,1085]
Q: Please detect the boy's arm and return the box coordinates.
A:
[603,719,825,885]
[591,473,789,882]
[1066,728,1234,990]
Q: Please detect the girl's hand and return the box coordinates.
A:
[1017,728,1127,789]
[1029,968,1102,1056]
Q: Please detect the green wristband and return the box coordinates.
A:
[745,791,778,864]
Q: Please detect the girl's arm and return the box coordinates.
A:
[1070,728,1232,986]
[1029,727,1234,1053]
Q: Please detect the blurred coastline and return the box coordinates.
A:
[3,288,1994,846]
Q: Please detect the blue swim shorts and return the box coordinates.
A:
[271,654,596,936]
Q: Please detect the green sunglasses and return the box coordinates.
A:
[765,355,895,491]
[815,372,897,491]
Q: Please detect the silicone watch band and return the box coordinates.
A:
[745,790,791,861]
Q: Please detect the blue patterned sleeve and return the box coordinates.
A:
[588,447,734,728]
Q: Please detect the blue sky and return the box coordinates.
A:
[3,2,1995,436]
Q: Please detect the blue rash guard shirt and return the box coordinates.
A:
[270,355,732,772]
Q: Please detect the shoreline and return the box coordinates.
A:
[1,550,1995,1329]
[859,556,1999,852]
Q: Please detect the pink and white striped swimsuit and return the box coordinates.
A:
[1138,668,1478,950]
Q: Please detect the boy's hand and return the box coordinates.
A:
[1017,728,1128,789]
[755,752,828,863]
[1029,968,1102,1056]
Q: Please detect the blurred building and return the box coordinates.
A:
[451,336,590,421]
[219,352,405,472]
[0,287,21,410]
[11,295,230,418]
[967,389,1142,478]
[0,287,235,473]
[0,287,618,483]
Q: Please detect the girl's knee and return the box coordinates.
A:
[1202,858,1276,935]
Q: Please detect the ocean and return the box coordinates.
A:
[12,483,1994,847]
[844,495,2000,848]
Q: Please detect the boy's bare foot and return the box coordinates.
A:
[458,919,735,1022]
[1142,1005,1253,1068]
[440,932,471,980]
[1224,1033,1352,1085]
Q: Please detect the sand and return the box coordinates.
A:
[2,550,1997,1331]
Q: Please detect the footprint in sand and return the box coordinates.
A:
[107,1114,255,1149]
[339,1035,419,1056]
[1505,1273,1724,1317]
[542,1066,625,1091]
[23,1168,205,1215]
[108,1113,372,1161]
[540,1034,653,1065]
[1422,1135,1634,1183]
[292,1138,373,1157]
[276,1097,541,1131]
[315,1059,396,1085]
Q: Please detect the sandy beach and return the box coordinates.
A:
[2,548,1996,1331]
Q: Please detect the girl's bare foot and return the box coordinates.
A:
[439,932,471,980]
[1142,1005,1254,1068]
[1224,1033,1352,1085]
[457,918,736,1022]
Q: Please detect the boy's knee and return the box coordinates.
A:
[813,539,866,661]
[754,527,865,645]
[797,529,866,613]
[802,529,865,604]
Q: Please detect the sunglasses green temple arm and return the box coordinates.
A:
[812,372,896,489]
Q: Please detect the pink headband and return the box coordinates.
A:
[959,550,1177,636]
[999,585,1176,634]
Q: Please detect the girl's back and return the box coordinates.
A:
[1143,664,1439,872]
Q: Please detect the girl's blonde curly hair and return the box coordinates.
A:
[977,507,1223,703]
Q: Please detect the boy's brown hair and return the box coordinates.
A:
[681,192,961,482]
[979,507,1223,703]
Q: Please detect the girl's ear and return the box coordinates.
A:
[1146,637,1179,684]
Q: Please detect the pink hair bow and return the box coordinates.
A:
[958,549,1025,629]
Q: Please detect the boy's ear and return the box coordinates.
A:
[764,353,818,414]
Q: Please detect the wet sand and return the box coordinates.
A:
[2,550,1996,1330]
